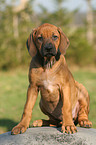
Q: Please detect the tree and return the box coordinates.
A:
[13,0,29,38]
[0,0,35,69]
[86,0,94,44]
[38,0,71,28]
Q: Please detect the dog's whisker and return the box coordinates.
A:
[46,63,48,69]
[53,59,55,65]
[48,63,50,69]
[50,61,52,68]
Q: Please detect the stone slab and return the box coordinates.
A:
[0,127,96,145]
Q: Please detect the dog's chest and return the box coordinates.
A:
[40,70,59,93]
[43,79,55,93]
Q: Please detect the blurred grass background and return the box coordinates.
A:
[0,0,96,133]
[0,69,96,134]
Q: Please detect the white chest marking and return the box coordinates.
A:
[43,80,55,93]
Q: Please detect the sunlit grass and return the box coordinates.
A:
[72,70,96,129]
[0,68,96,134]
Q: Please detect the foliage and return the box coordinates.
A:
[66,28,95,66]
[38,0,72,26]
[0,0,96,70]
[0,0,34,70]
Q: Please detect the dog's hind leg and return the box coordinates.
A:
[32,119,49,127]
[75,81,92,128]
[32,119,62,127]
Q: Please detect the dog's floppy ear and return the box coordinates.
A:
[58,27,70,55]
[26,29,37,57]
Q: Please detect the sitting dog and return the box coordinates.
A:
[11,23,92,135]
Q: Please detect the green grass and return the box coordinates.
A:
[0,68,96,134]
[72,70,96,129]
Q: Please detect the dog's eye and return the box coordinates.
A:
[38,36,43,42]
[52,35,58,40]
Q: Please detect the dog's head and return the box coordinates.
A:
[26,23,69,66]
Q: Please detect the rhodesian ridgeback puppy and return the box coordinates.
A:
[11,23,92,135]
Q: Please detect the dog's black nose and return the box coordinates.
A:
[44,43,53,51]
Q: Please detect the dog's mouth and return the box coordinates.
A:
[41,42,57,59]
[41,43,58,69]
[44,52,56,58]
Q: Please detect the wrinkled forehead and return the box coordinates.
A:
[36,25,59,37]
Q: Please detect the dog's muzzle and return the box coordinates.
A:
[41,42,56,58]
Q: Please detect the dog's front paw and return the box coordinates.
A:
[11,124,27,135]
[79,120,92,128]
[61,125,77,134]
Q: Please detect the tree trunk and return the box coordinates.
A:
[86,0,94,44]
[13,0,29,38]
[13,15,19,38]
[12,0,29,62]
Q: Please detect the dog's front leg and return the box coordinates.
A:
[61,84,77,134]
[11,84,38,135]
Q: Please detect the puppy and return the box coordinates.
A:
[11,23,92,135]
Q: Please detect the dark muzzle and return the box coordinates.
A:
[41,42,56,57]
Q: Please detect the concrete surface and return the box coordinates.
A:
[0,127,96,145]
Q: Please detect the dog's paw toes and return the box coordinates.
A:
[79,120,92,128]
[11,125,27,135]
[61,125,77,134]
[32,120,43,127]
